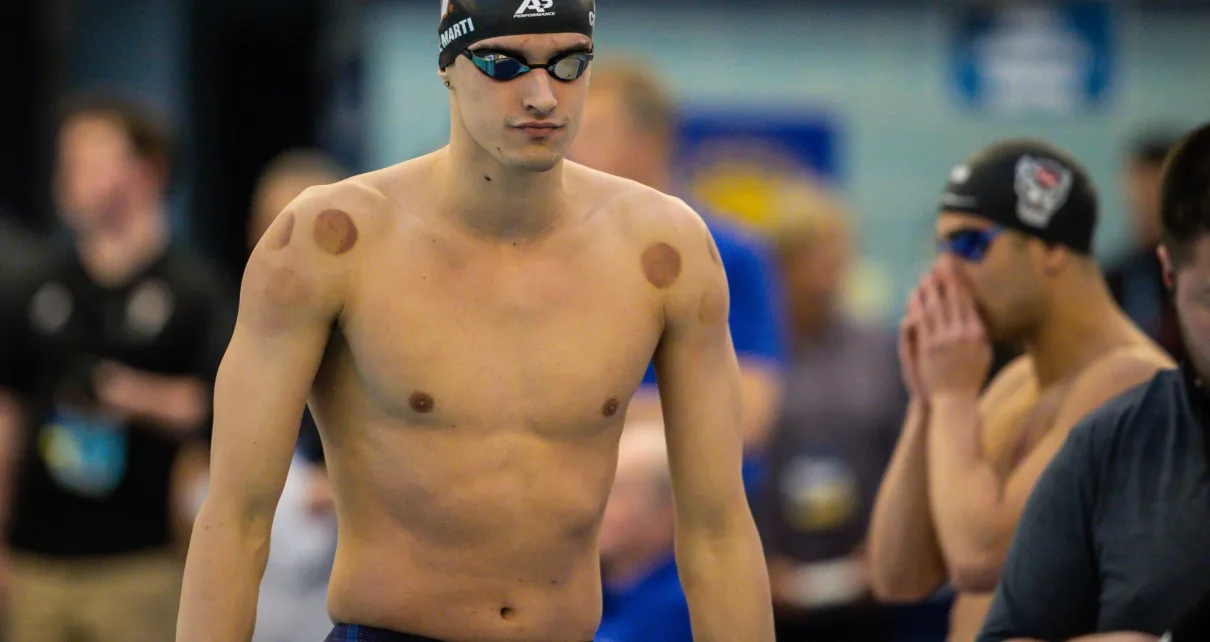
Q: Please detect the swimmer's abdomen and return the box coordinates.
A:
[322,424,615,641]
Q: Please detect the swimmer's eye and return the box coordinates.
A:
[462,50,593,82]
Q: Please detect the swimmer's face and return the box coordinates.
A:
[55,115,147,231]
[1165,239,1210,377]
[442,33,593,173]
[936,211,1048,341]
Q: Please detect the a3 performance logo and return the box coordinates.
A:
[515,0,555,18]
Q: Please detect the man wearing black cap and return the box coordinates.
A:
[867,139,1173,642]
[976,122,1210,642]
[176,2,774,642]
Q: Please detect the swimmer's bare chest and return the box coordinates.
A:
[345,219,660,424]
[308,212,667,534]
[305,207,672,639]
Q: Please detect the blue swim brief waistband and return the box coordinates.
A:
[327,623,444,642]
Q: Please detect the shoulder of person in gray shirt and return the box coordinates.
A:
[978,366,1210,641]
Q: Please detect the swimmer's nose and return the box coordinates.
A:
[522,70,558,117]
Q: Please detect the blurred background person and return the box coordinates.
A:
[1106,131,1183,360]
[596,419,692,642]
[757,182,906,642]
[0,215,47,289]
[242,148,345,642]
[567,60,788,498]
[0,95,233,642]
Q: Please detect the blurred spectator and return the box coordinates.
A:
[758,185,904,642]
[243,148,344,642]
[1106,131,1183,360]
[0,216,47,287]
[568,60,788,496]
[596,420,692,642]
[0,95,234,642]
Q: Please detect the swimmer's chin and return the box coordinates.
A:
[496,149,569,173]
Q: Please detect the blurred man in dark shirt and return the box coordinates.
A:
[0,96,233,642]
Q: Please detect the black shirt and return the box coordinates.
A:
[0,241,234,557]
[978,366,1210,640]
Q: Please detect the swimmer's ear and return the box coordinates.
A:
[1037,241,1067,275]
[438,67,452,90]
[1158,245,1176,291]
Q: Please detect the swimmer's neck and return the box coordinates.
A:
[1021,272,1138,386]
[432,145,572,242]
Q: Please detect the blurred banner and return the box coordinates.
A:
[949,1,1116,116]
[674,107,840,233]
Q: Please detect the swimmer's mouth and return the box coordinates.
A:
[512,121,564,132]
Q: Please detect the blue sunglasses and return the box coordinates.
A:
[938,226,1004,263]
[462,49,593,82]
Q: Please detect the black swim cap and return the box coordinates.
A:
[439,0,596,70]
[939,139,1098,254]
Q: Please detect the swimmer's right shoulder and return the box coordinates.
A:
[241,176,393,331]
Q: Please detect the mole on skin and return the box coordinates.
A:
[268,212,295,250]
[642,243,681,289]
[313,209,358,255]
[409,392,435,414]
[499,607,515,620]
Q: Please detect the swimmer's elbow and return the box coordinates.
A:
[192,488,277,550]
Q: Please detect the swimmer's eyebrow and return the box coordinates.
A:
[469,45,592,61]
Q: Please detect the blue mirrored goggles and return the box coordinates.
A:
[462,49,593,82]
[937,226,1004,263]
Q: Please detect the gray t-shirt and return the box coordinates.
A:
[978,367,1210,641]
[758,319,906,564]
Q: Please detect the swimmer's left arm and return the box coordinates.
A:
[652,201,775,642]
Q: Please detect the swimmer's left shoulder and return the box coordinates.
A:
[567,163,719,265]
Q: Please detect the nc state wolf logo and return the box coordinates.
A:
[1014,155,1073,228]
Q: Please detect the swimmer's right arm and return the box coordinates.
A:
[177,193,350,642]
[868,294,949,602]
